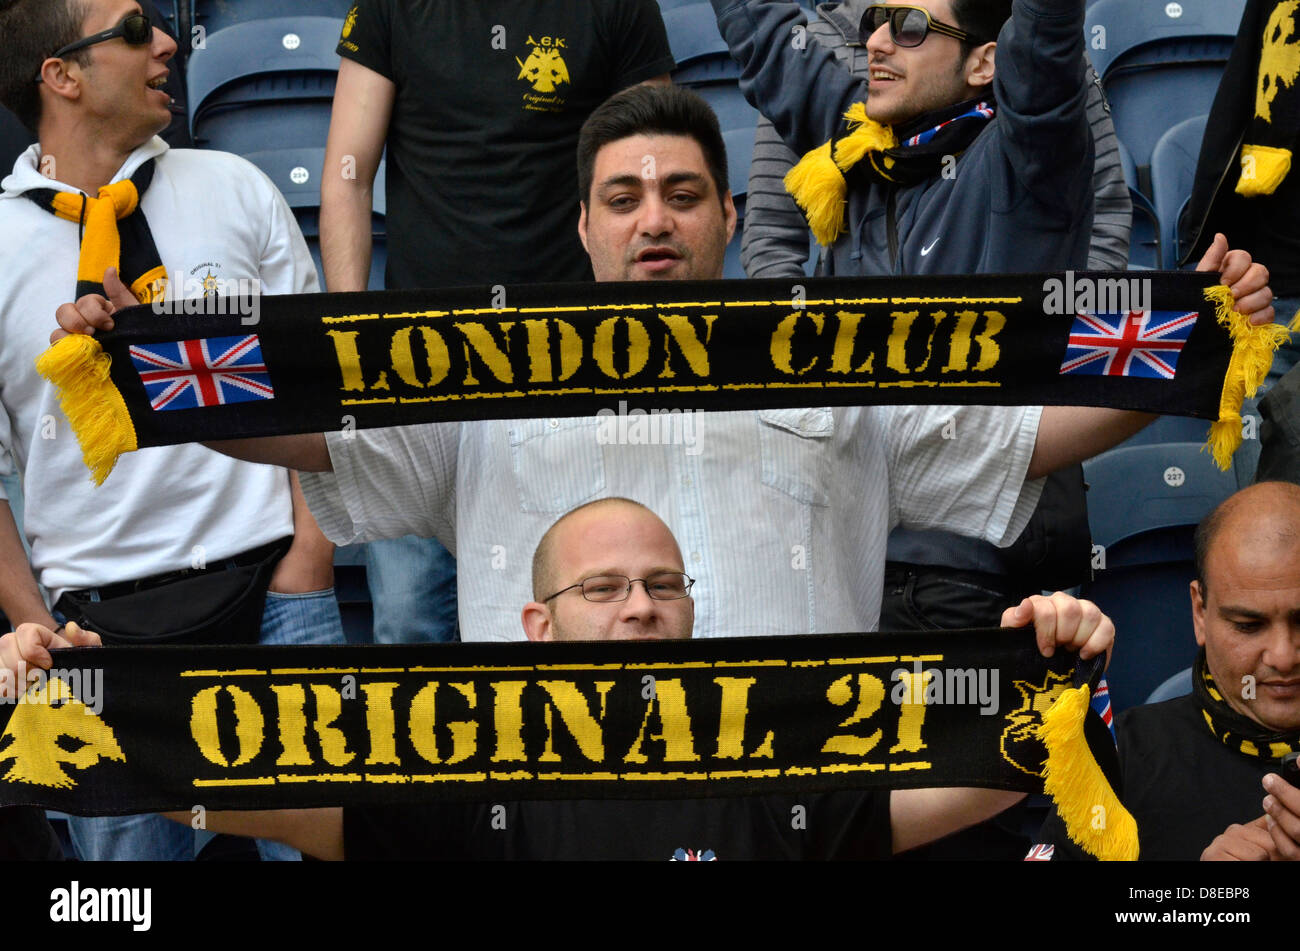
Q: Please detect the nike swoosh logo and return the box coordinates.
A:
[920,238,940,256]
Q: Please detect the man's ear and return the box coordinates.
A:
[577,201,591,255]
[722,190,737,244]
[1191,580,1208,647]
[521,602,554,642]
[965,41,996,89]
[38,57,83,106]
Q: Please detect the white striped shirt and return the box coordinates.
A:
[299,405,1044,642]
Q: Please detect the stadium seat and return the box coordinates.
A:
[0,105,33,174]
[691,83,759,142]
[1117,139,1162,269]
[1150,114,1208,268]
[187,17,342,154]
[663,3,739,85]
[241,147,387,290]
[1085,0,1244,194]
[1080,441,1237,711]
[190,0,352,38]
[1146,666,1193,704]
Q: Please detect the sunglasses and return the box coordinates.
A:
[50,11,153,60]
[860,5,981,48]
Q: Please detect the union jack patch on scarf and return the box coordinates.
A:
[129,335,275,411]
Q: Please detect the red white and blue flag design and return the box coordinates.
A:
[1091,677,1116,743]
[1023,844,1055,861]
[1059,310,1199,380]
[129,335,275,412]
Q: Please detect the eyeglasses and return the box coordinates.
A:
[860,5,981,48]
[543,572,696,604]
[49,11,154,60]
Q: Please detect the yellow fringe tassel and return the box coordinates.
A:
[784,140,847,247]
[785,104,899,247]
[34,335,137,486]
[1204,285,1291,470]
[1236,143,1292,197]
[834,103,898,171]
[1039,684,1140,861]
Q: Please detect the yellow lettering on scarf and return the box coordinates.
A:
[624,679,700,763]
[490,680,529,762]
[658,313,717,378]
[326,330,367,391]
[944,310,1005,372]
[308,685,354,766]
[456,322,514,386]
[770,311,824,375]
[521,318,582,383]
[593,316,651,379]
[269,684,312,766]
[885,311,921,374]
[408,682,478,765]
[190,685,264,768]
[361,682,401,766]
[890,670,932,754]
[821,673,884,756]
[537,680,612,762]
[389,326,451,388]
[829,310,873,374]
[713,676,776,760]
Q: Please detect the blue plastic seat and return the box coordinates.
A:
[190,0,352,37]
[241,147,386,291]
[1081,441,1238,711]
[187,17,342,153]
[1145,666,1193,704]
[1117,139,1162,268]
[1085,0,1244,194]
[1150,115,1208,268]
[664,3,739,84]
[691,83,759,142]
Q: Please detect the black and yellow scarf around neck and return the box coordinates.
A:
[23,157,167,303]
[785,96,996,247]
[1195,648,1300,761]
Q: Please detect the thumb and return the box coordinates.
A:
[62,621,102,648]
[1001,597,1033,628]
[1197,232,1228,274]
[103,266,141,311]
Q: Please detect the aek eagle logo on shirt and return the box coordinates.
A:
[0,678,125,789]
[517,35,571,94]
[342,5,358,39]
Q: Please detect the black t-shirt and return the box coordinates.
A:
[337,0,675,289]
[1037,695,1276,860]
[344,790,892,860]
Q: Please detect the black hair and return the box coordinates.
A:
[950,0,1013,51]
[0,0,90,134]
[577,84,729,206]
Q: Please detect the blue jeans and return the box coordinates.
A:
[65,587,345,861]
[364,536,459,643]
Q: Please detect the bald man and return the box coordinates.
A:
[3,495,1113,859]
[1034,481,1300,861]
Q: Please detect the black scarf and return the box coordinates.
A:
[1194,648,1300,762]
[22,158,166,302]
[786,96,996,245]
